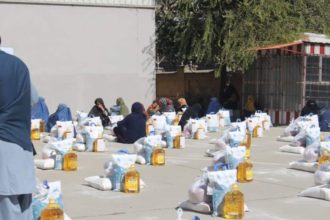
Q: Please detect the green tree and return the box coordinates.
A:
[156,0,330,76]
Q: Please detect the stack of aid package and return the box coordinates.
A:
[104,115,124,141]
[31,119,45,140]
[179,142,249,217]
[217,109,231,128]
[288,118,321,172]
[277,114,319,142]
[299,141,330,201]
[84,153,146,192]
[206,113,220,132]
[279,114,319,155]
[246,111,272,139]
[32,180,72,220]
[133,135,166,165]
[146,114,185,149]
[74,111,106,152]
[183,119,207,140]
[206,120,247,158]
[34,138,75,170]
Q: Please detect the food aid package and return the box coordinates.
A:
[57,121,75,139]
[151,115,168,134]
[206,114,220,132]
[32,181,64,220]
[109,115,124,125]
[84,126,104,152]
[104,154,137,191]
[84,176,112,191]
[217,109,231,127]
[163,112,176,125]
[207,169,237,217]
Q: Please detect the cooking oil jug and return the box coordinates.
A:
[237,159,253,183]
[252,125,262,138]
[223,184,244,219]
[93,138,106,152]
[195,127,204,140]
[31,128,41,140]
[40,120,45,133]
[152,147,165,166]
[244,133,252,159]
[63,150,77,171]
[318,150,330,167]
[40,198,64,220]
[124,165,140,193]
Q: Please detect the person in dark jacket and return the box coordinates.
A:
[113,102,147,143]
[177,97,188,113]
[301,100,320,116]
[88,98,110,127]
[179,103,202,130]
[0,36,36,219]
[206,97,222,114]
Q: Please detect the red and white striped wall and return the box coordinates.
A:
[305,44,330,56]
[259,42,330,56]
[267,110,300,125]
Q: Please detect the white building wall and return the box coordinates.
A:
[0,1,155,113]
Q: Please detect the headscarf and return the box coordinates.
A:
[95,98,106,110]
[301,100,320,116]
[178,98,187,107]
[158,97,167,113]
[116,97,129,117]
[131,102,145,116]
[89,98,110,126]
[165,98,175,112]
[245,96,256,112]
[0,51,34,152]
[147,100,159,117]
[206,97,222,114]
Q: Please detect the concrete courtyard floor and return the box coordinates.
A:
[34,127,330,220]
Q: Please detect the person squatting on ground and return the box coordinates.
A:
[177,98,188,113]
[301,100,320,117]
[0,36,38,220]
[158,97,175,113]
[88,98,110,127]
[206,97,222,114]
[110,97,129,117]
[146,100,160,118]
[113,102,147,144]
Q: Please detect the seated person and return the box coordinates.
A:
[88,98,110,127]
[177,98,188,113]
[242,95,256,119]
[206,97,222,114]
[147,100,160,118]
[113,102,147,144]
[179,103,202,130]
[221,79,239,109]
[301,100,320,116]
[158,97,175,113]
[110,97,129,117]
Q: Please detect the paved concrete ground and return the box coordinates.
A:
[34,127,330,220]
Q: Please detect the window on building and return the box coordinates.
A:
[306,56,319,81]
[322,57,330,81]
[305,84,330,107]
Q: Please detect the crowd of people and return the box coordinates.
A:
[86,94,262,145]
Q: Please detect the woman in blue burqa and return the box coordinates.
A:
[206,97,222,114]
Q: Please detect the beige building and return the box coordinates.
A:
[0,0,156,112]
